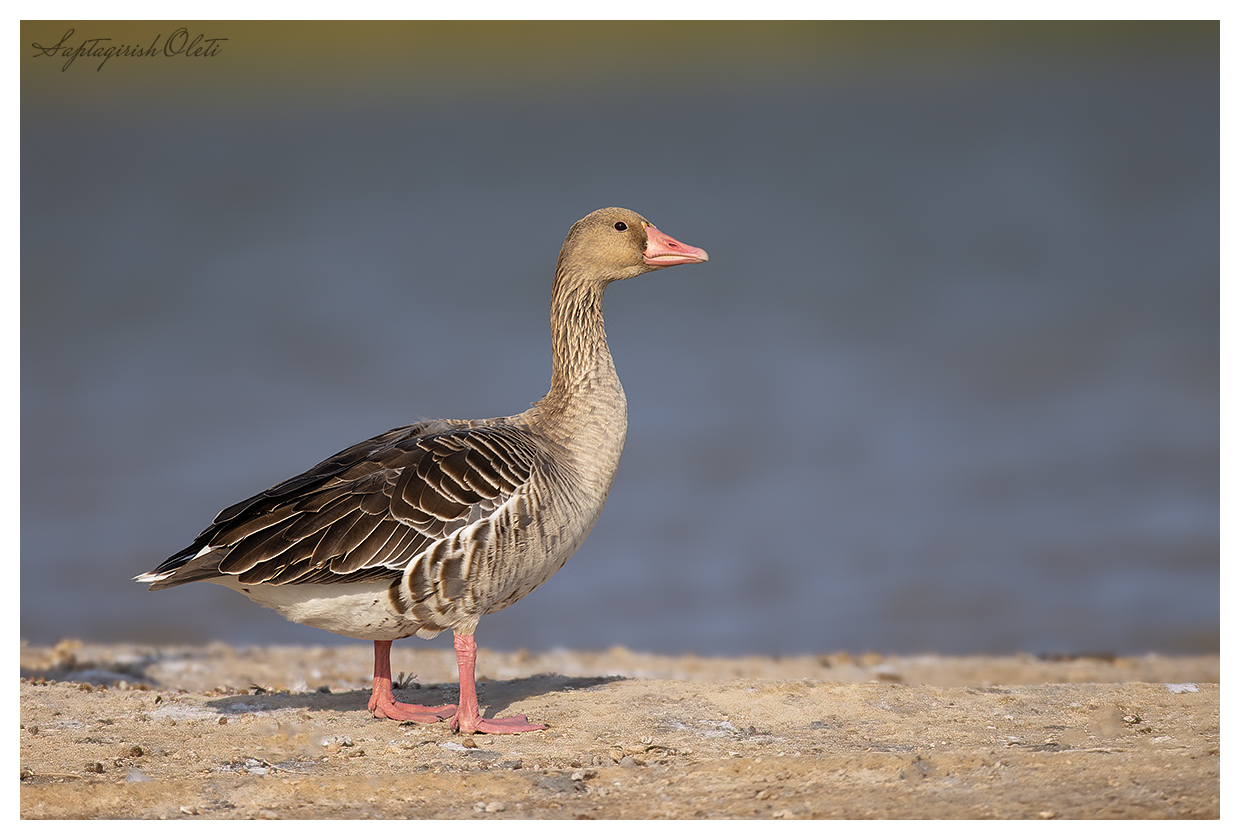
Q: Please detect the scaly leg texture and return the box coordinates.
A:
[367,640,457,722]
[450,633,548,734]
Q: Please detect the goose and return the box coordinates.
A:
[137,207,708,734]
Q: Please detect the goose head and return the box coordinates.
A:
[555,207,709,286]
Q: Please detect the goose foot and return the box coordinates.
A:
[368,640,455,723]
[450,632,549,735]
[451,710,548,735]
[370,695,457,723]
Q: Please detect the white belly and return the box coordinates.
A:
[215,578,434,641]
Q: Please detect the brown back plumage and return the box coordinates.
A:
[142,420,550,589]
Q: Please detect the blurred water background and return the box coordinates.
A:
[20,21,1218,657]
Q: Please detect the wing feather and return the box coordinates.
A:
[141,421,550,591]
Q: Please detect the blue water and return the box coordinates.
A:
[21,48,1218,656]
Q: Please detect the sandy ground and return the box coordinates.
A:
[19,640,1219,819]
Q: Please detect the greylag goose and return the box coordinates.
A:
[137,207,708,734]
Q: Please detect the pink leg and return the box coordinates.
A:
[450,633,548,734]
[367,640,456,722]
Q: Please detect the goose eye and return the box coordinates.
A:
[613,221,627,231]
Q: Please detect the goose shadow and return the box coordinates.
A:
[21,648,627,723]
[201,673,628,719]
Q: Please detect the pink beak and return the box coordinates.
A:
[643,224,709,267]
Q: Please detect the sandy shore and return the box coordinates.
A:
[20,640,1219,819]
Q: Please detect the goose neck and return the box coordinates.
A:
[539,276,625,427]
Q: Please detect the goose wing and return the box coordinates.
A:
[139,421,550,590]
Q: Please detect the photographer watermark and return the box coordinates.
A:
[31,28,228,72]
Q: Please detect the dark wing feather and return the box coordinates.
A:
[141,421,546,590]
